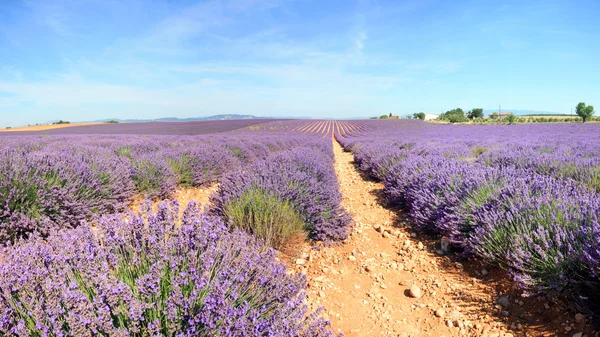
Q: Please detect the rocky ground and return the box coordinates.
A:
[290,141,598,337]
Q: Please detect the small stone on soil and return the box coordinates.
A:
[409,285,422,298]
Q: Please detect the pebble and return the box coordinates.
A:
[435,308,446,318]
[440,237,450,252]
[446,319,454,328]
[348,255,356,261]
[417,242,424,250]
[575,313,585,323]
[410,232,417,238]
[572,333,582,337]
[409,284,422,298]
[448,310,464,320]
[295,259,306,266]
[318,291,326,298]
[481,268,489,276]
[497,295,511,309]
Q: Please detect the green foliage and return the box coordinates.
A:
[575,102,595,122]
[52,120,70,125]
[228,147,244,159]
[488,112,499,119]
[132,160,165,196]
[467,108,484,119]
[472,146,487,157]
[438,108,467,123]
[168,155,194,187]
[379,115,389,119]
[413,112,426,120]
[116,147,132,158]
[105,120,119,124]
[5,127,11,129]
[506,114,516,124]
[224,187,305,249]
[389,112,392,117]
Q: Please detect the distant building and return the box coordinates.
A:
[498,112,513,119]
[424,113,439,121]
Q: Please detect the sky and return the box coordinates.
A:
[0,0,599,126]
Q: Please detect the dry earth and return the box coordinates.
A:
[290,140,597,337]
[0,122,103,132]
[131,185,218,214]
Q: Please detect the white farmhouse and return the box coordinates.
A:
[424,113,439,121]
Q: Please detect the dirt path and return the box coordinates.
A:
[293,140,536,337]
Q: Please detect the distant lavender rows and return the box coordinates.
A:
[0,119,280,136]
[337,119,600,313]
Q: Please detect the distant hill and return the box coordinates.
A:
[91,114,265,123]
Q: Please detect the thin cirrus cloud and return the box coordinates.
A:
[0,0,599,127]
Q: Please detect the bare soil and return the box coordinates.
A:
[131,185,218,214]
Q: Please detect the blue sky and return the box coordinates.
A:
[0,0,599,126]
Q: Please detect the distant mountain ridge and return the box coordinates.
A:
[91,114,265,123]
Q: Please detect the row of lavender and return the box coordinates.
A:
[337,120,600,313]
[210,139,351,247]
[0,134,305,243]
[0,126,350,335]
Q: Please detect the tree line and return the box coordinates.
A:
[371,102,595,123]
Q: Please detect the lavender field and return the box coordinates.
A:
[0,120,350,336]
[337,120,600,315]
[1,119,599,335]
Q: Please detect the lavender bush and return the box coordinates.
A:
[0,147,134,243]
[0,201,335,336]
[210,141,352,245]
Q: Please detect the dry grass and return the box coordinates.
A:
[0,122,103,132]
[524,115,580,119]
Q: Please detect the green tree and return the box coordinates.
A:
[506,114,516,125]
[439,108,467,123]
[380,115,389,119]
[389,112,392,118]
[575,102,595,122]
[467,108,484,119]
[413,112,426,120]
[489,112,499,119]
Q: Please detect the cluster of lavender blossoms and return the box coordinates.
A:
[337,119,600,313]
[0,201,335,336]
